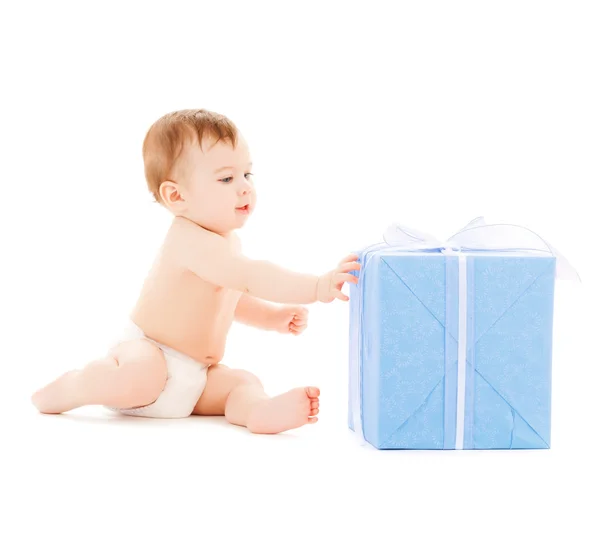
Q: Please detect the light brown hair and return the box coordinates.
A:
[142,109,239,203]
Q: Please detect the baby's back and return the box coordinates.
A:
[130,220,242,364]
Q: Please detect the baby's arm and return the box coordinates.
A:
[172,218,359,304]
[234,294,278,330]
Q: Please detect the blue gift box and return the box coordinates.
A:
[348,218,578,450]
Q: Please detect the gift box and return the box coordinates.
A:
[348,217,578,450]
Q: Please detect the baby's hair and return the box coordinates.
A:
[142,108,239,204]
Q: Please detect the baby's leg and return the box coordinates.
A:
[31,339,167,414]
[192,364,320,434]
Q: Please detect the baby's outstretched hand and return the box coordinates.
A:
[271,305,309,335]
[316,253,361,303]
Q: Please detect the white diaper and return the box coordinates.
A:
[105,320,209,419]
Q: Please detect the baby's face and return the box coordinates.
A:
[176,135,256,235]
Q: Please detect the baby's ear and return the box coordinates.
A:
[159,180,185,208]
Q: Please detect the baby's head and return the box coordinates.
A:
[142,108,255,235]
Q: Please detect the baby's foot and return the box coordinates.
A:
[246,387,320,434]
[31,370,83,414]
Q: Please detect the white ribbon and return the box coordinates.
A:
[455,252,467,449]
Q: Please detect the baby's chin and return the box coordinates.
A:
[216,212,251,234]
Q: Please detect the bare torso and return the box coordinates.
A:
[130,221,242,364]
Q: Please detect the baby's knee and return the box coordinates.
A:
[106,339,167,406]
[231,369,262,388]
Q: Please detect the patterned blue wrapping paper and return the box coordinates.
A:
[347,218,577,450]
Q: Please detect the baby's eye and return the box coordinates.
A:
[218,173,253,183]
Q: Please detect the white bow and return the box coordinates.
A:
[382,216,580,281]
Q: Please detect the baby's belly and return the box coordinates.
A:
[131,290,240,364]
[180,312,233,362]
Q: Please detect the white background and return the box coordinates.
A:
[1,1,599,539]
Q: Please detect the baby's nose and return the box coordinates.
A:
[239,180,252,195]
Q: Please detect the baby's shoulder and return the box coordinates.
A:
[169,216,212,241]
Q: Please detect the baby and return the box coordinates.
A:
[31,108,360,434]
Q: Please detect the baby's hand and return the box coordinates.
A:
[316,253,361,303]
[271,305,309,335]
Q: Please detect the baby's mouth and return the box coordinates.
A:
[236,204,250,213]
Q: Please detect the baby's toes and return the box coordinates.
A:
[309,397,319,417]
[304,388,320,419]
[305,386,320,400]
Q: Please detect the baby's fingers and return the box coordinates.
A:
[333,290,349,301]
[336,272,359,285]
[340,262,361,273]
